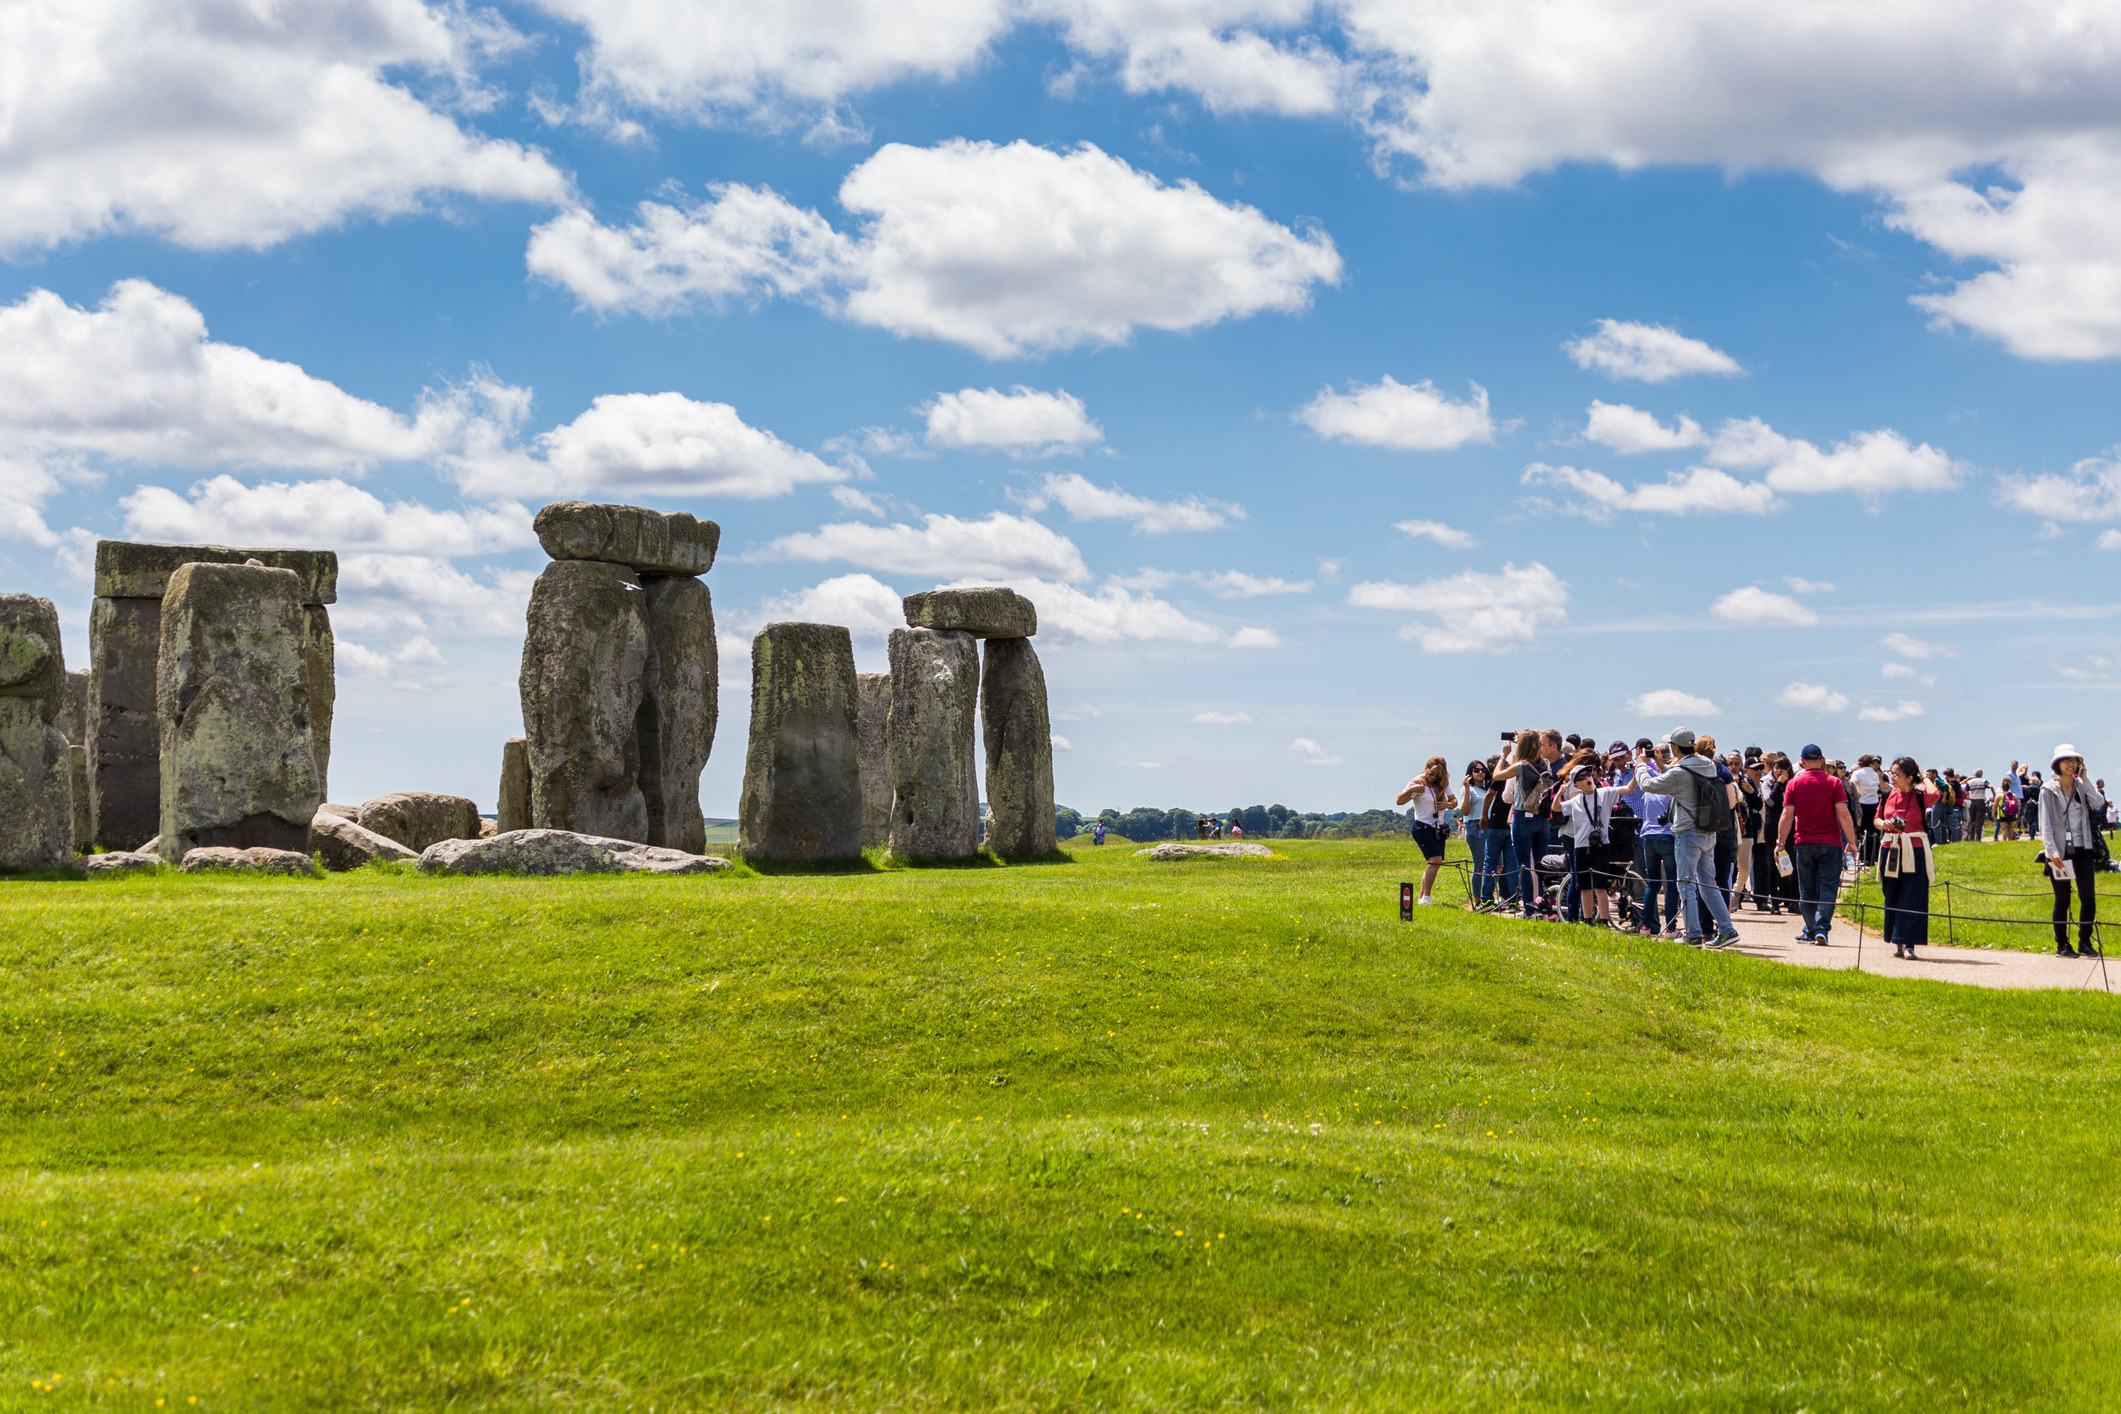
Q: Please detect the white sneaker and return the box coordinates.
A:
[1416,895,1433,905]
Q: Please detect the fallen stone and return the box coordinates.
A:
[497,737,529,833]
[902,587,1037,639]
[95,540,338,604]
[1135,842,1275,860]
[310,811,418,871]
[87,595,164,850]
[179,846,322,876]
[75,850,161,875]
[738,623,862,862]
[980,637,1055,860]
[639,573,717,853]
[315,802,360,820]
[155,562,323,860]
[416,829,734,876]
[357,791,482,852]
[855,671,891,850]
[887,627,981,860]
[534,502,720,575]
[520,560,651,841]
[479,817,497,837]
[0,595,76,871]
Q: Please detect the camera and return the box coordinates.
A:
[1500,730,1518,742]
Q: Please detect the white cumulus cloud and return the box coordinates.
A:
[119,476,532,556]
[971,577,1224,645]
[0,0,568,252]
[1775,682,1850,714]
[749,573,909,640]
[1858,700,1927,724]
[1995,448,2121,521]
[1523,463,1777,520]
[1228,626,1282,649]
[527,139,1342,357]
[1564,320,1742,383]
[1346,562,1568,654]
[922,386,1103,454]
[514,392,849,500]
[1393,519,1478,549]
[1017,472,1238,534]
[1192,710,1253,724]
[758,512,1091,583]
[1295,377,1494,450]
[1290,736,1341,766]
[1628,689,1718,719]
[1582,400,1707,454]
[1709,419,1961,497]
[1710,587,1818,627]
[1878,632,1959,661]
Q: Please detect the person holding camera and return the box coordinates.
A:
[2039,745,2106,959]
[1875,757,1940,960]
[1640,727,1741,949]
[1396,755,1459,907]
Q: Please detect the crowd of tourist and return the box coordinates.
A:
[1399,730,2113,961]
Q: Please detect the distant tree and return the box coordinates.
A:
[1054,806,1083,840]
[1240,804,1271,837]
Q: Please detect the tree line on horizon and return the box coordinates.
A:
[1054,804,1414,842]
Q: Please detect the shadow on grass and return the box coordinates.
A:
[738,854,888,878]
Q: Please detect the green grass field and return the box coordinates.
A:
[6,837,2120,1411]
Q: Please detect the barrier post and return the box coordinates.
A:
[1945,880,1955,945]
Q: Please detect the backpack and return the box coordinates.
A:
[1691,763,1733,834]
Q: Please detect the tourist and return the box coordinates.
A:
[1963,769,1993,843]
[1639,727,1741,949]
[1696,735,1740,934]
[1732,749,1760,908]
[1503,730,1554,918]
[1851,754,1884,863]
[1229,816,1244,841]
[1092,818,1107,845]
[2025,768,2044,839]
[1628,742,1679,936]
[1776,744,1860,945]
[1478,753,1518,911]
[1759,754,1796,915]
[1396,755,1458,906]
[1461,759,1496,911]
[1876,756,1940,960]
[2039,746,2105,959]
[1559,763,1632,927]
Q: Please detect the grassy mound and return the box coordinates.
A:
[1842,838,2121,954]
[5,838,2119,1410]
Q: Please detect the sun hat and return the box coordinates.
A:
[2052,742,2083,769]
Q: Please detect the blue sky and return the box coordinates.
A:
[6,1,2121,815]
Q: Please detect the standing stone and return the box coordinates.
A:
[902,587,1037,639]
[738,623,861,862]
[155,562,322,860]
[534,502,719,575]
[639,574,717,854]
[887,627,981,860]
[0,595,75,870]
[981,637,1056,860]
[302,605,335,800]
[520,560,651,841]
[89,540,336,851]
[68,746,91,852]
[88,596,163,850]
[62,669,89,745]
[497,737,530,834]
[855,672,891,850]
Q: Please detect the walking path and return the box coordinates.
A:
[1720,899,2115,993]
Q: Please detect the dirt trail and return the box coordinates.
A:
[1721,897,2115,993]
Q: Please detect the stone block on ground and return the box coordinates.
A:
[155,562,323,860]
[357,791,482,852]
[0,595,75,871]
[310,811,419,870]
[902,587,1036,639]
[95,540,338,604]
[855,671,891,850]
[179,846,321,876]
[1135,842,1275,860]
[497,737,529,833]
[534,502,719,575]
[886,627,981,860]
[521,560,651,842]
[75,850,162,875]
[479,817,497,837]
[738,623,861,862]
[416,829,733,876]
[980,637,1055,860]
[315,802,359,820]
[88,595,164,850]
[639,574,717,853]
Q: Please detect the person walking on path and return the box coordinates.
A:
[1776,744,1860,946]
[1627,742,1679,936]
[1640,727,1741,949]
[2039,745,2106,959]
[1876,757,1941,960]
[1963,769,1993,842]
[1397,756,1459,906]
[1851,755,1885,863]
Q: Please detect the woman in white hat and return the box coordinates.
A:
[2039,744,2106,958]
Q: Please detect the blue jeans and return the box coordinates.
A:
[1510,814,1548,914]
[1639,833,1677,930]
[1466,826,1496,902]
[1794,842,1842,938]
[1675,829,1733,939]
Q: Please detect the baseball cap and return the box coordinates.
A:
[1606,740,1629,758]
[1800,743,1824,761]
[1634,737,1653,751]
[1662,727,1697,751]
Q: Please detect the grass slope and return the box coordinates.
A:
[4,838,2119,1410]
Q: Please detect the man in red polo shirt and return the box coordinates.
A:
[1777,743,1860,945]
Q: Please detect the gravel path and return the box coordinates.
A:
[1720,897,2117,993]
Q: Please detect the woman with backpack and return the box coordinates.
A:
[1502,730,1554,918]
[2039,745,2106,959]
